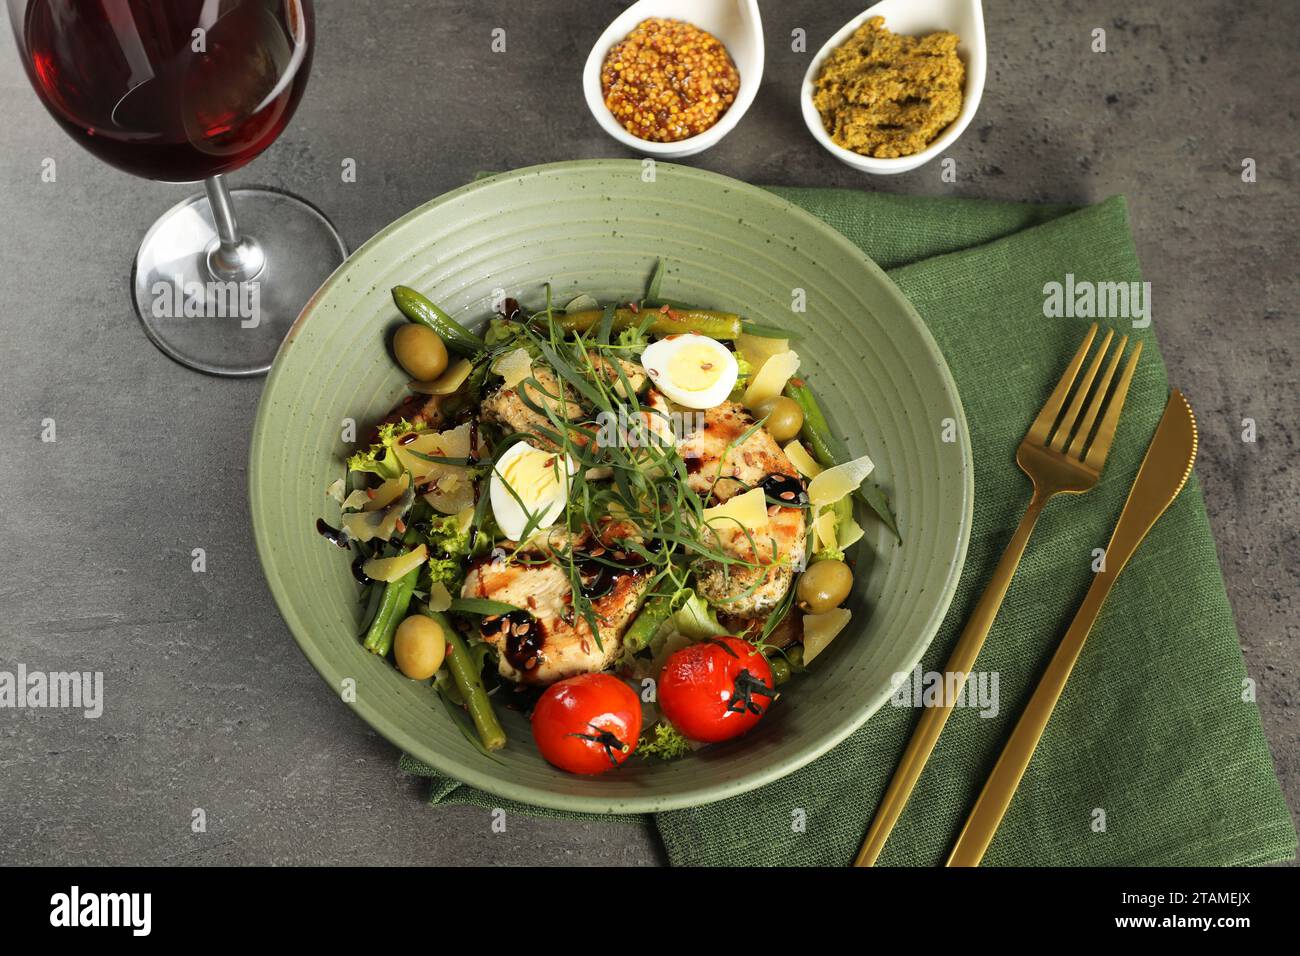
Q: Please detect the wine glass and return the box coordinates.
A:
[8,0,346,377]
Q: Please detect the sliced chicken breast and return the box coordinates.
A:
[481,366,581,449]
[677,400,800,501]
[588,355,647,397]
[675,400,808,613]
[462,556,651,685]
[372,391,444,441]
[695,501,807,614]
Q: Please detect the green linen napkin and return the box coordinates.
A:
[402,188,1296,867]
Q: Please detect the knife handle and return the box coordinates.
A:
[945,571,1114,867]
[854,492,1050,867]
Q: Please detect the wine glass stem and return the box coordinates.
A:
[204,175,266,283]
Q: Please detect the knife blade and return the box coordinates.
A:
[945,389,1199,866]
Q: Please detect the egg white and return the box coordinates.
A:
[640,334,738,409]
[489,441,575,541]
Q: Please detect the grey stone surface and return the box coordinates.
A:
[0,0,1294,866]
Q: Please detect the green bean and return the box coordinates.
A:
[785,378,901,542]
[427,610,506,751]
[559,307,742,340]
[740,320,795,339]
[828,494,854,542]
[392,286,485,355]
[361,562,420,656]
[623,595,673,653]
[355,579,386,638]
[785,379,838,468]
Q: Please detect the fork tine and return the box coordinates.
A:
[1026,323,1098,445]
[1068,334,1127,459]
[1084,339,1143,470]
[1049,329,1113,451]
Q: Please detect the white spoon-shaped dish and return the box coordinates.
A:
[582,0,764,159]
[801,0,986,175]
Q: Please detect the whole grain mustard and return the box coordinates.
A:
[601,18,740,143]
[813,16,964,158]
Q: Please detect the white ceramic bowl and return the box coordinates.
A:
[582,0,764,159]
[801,0,986,174]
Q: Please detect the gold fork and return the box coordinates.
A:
[854,323,1142,867]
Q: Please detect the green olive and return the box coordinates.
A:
[770,657,792,686]
[796,559,853,614]
[754,396,804,442]
[393,614,446,680]
[393,323,448,381]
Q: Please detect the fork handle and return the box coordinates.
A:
[854,491,1049,866]
[945,574,1112,866]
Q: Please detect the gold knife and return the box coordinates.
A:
[945,389,1199,866]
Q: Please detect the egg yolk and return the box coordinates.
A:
[667,342,724,393]
[501,447,564,508]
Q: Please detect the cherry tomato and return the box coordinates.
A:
[658,636,777,743]
[531,673,642,775]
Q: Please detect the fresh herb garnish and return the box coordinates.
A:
[450,597,524,615]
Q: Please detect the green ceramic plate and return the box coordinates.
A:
[250,160,972,813]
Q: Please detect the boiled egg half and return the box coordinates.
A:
[490,440,575,541]
[640,334,738,409]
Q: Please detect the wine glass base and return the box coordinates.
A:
[131,187,347,377]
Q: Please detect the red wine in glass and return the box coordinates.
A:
[24,0,313,183]
[9,0,347,376]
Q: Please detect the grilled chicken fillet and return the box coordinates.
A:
[462,556,651,685]
[678,400,808,614]
[589,355,647,397]
[480,366,582,449]
[678,400,801,499]
[481,359,647,453]
[695,502,807,614]
[372,391,444,440]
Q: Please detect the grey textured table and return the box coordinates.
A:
[1,0,1295,866]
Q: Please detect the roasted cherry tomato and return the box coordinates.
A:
[531,673,642,775]
[657,636,778,743]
